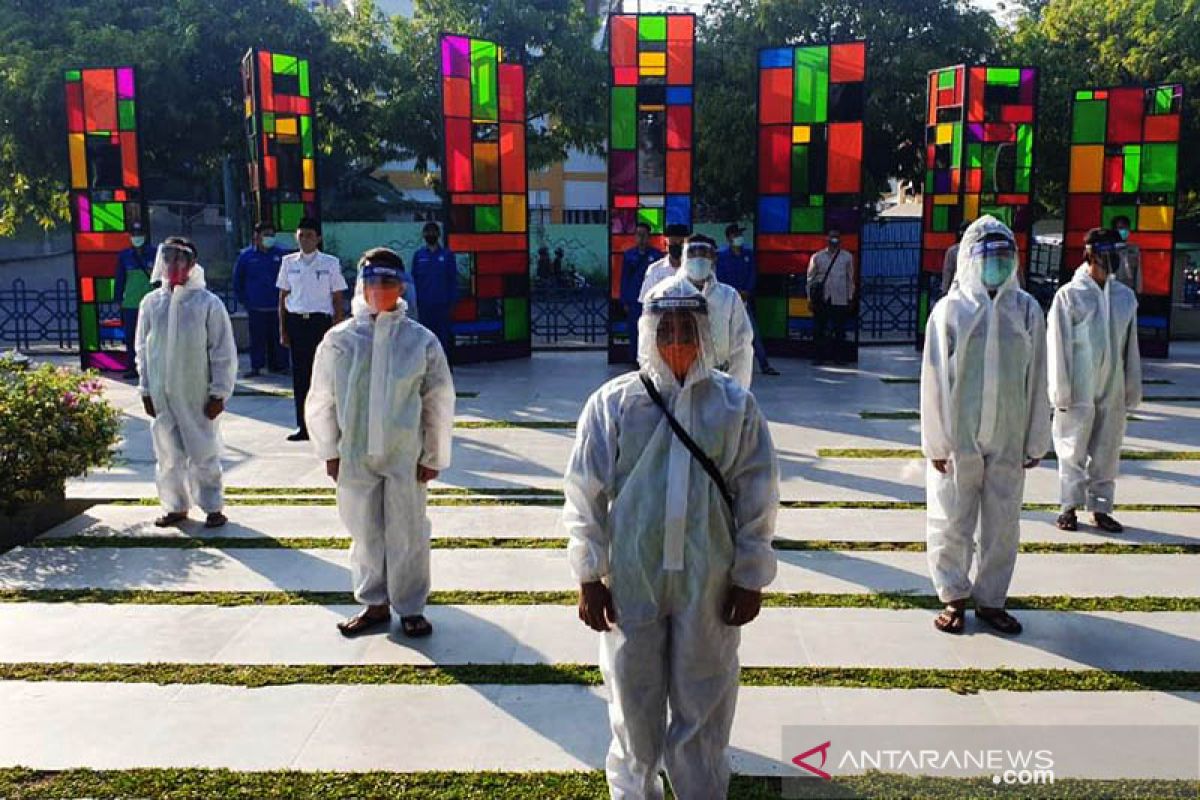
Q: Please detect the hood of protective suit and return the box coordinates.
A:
[639,278,716,389]
[350,268,410,320]
[952,215,1020,302]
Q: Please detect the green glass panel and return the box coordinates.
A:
[611,88,637,150]
[471,40,499,122]
[1122,145,1142,193]
[791,206,824,233]
[918,290,929,334]
[1071,100,1106,144]
[638,15,666,41]
[793,46,829,123]
[932,205,949,232]
[811,194,824,207]
[1075,90,1092,101]
[1017,124,1033,168]
[757,296,787,338]
[299,60,310,98]
[637,207,663,233]
[278,202,304,231]
[118,100,136,131]
[301,116,314,158]
[937,69,955,90]
[1154,87,1172,115]
[503,297,528,341]
[1015,166,1031,194]
[95,278,115,303]
[263,113,275,133]
[475,205,501,232]
[791,145,809,192]
[968,143,983,169]
[65,69,82,82]
[924,171,935,193]
[986,67,1021,86]
[92,202,124,232]
[80,304,99,351]
[981,144,997,190]
[952,123,963,167]
[1141,143,1177,192]
[272,53,298,76]
[1102,205,1137,229]
[981,206,1013,227]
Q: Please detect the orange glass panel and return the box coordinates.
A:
[499,123,525,193]
[612,16,637,68]
[666,150,690,193]
[444,77,471,119]
[473,141,499,193]
[82,69,117,132]
[826,123,862,193]
[829,42,866,83]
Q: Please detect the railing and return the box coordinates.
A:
[531,285,608,346]
[0,280,81,350]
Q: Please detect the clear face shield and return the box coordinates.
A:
[360,263,404,313]
[647,294,707,382]
[683,241,716,282]
[1087,240,1121,277]
[970,237,1019,290]
[156,243,197,288]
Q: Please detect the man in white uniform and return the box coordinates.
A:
[638,223,690,303]
[806,228,856,363]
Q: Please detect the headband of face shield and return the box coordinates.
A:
[1086,239,1121,275]
[646,294,708,316]
[683,241,716,282]
[360,262,404,313]
[969,237,1018,290]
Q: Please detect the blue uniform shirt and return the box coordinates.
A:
[619,246,663,307]
[411,245,459,307]
[114,243,156,303]
[233,245,289,310]
[716,245,756,294]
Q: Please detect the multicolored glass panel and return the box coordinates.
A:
[65,66,145,371]
[1064,84,1183,358]
[607,13,695,361]
[440,34,530,362]
[754,41,866,355]
[242,49,318,233]
[918,65,1037,335]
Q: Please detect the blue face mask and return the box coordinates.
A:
[981,255,1017,289]
[1117,228,1130,241]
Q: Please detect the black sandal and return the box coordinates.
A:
[976,607,1023,635]
[204,512,228,529]
[154,512,188,527]
[933,601,967,635]
[401,615,433,638]
[337,608,390,638]
[1093,513,1124,533]
[1055,510,1078,531]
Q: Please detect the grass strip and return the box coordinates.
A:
[0,769,1188,800]
[3,588,1199,612]
[454,420,576,430]
[222,486,562,497]
[818,448,1200,461]
[26,536,1200,555]
[859,411,919,420]
[879,377,919,384]
[2,663,1199,693]
[1142,379,1174,385]
[1144,395,1200,402]
[232,389,480,399]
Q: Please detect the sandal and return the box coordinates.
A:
[976,607,1023,636]
[1055,510,1078,531]
[401,615,434,638]
[933,601,967,635]
[154,512,188,528]
[337,608,390,638]
[1093,513,1124,533]
[204,512,228,529]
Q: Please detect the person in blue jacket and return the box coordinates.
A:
[114,221,156,379]
[411,221,458,362]
[716,223,779,376]
[233,222,290,377]
[618,221,663,364]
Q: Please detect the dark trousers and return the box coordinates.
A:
[744,302,771,369]
[812,303,851,358]
[421,303,454,363]
[625,303,641,364]
[121,308,138,370]
[285,312,332,432]
[249,309,289,372]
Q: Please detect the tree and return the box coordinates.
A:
[693,0,1000,220]
[1005,0,1200,218]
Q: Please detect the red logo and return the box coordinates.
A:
[792,740,833,780]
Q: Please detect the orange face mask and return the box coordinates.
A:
[659,343,698,381]
[364,284,402,313]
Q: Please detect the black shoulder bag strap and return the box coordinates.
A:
[639,372,737,523]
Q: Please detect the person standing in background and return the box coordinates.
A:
[233,221,289,378]
[411,221,458,363]
[115,221,156,379]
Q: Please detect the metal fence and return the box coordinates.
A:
[531,286,608,346]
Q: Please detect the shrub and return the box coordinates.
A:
[0,355,121,514]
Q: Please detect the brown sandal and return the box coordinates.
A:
[933,601,967,635]
[401,615,433,638]
[976,607,1023,635]
[337,608,390,638]
[154,512,188,527]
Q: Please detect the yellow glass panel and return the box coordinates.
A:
[789,298,812,317]
[69,134,87,188]
[936,123,953,145]
[964,194,980,221]
[639,66,667,77]
[244,97,253,118]
[792,126,811,144]
[502,194,526,232]
[302,158,315,191]
[933,194,958,206]
[275,117,298,136]
[1068,145,1103,193]
[1137,205,1174,232]
[639,52,666,69]
[639,104,666,112]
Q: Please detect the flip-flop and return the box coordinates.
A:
[976,607,1023,636]
[337,610,390,638]
[933,603,967,635]
[401,615,434,638]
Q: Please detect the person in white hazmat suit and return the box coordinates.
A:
[306,247,456,638]
[563,279,779,800]
[136,237,237,529]
[1048,227,1142,534]
[920,215,1050,636]
[647,233,755,390]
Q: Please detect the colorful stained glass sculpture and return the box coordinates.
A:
[65,66,145,371]
[918,65,1038,337]
[608,13,695,362]
[440,34,530,362]
[242,49,319,232]
[1063,84,1183,358]
[754,41,866,358]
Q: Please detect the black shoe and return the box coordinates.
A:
[1093,512,1124,533]
[287,429,309,442]
[762,365,781,376]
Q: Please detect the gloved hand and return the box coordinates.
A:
[723,584,763,626]
[578,580,617,632]
[416,465,438,483]
[203,397,225,420]
[326,458,340,482]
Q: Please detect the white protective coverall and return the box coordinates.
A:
[1047,264,1141,514]
[306,285,455,616]
[647,272,755,390]
[563,280,779,800]
[136,262,237,514]
[920,216,1051,607]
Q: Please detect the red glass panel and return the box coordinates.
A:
[66,82,84,132]
[611,16,637,68]
[500,123,525,193]
[1107,87,1143,144]
[758,126,791,194]
[1144,113,1180,143]
[826,122,862,193]
[82,69,118,132]
[258,52,275,112]
[1065,194,1101,231]
[120,132,140,188]
[666,150,690,193]
[446,117,473,192]
[666,104,691,150]
[759,68,792,125]
[829,42,865,83]
[498,64,525,122]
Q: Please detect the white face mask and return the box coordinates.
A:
[732,236,745,248]
[684,257,712,282]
